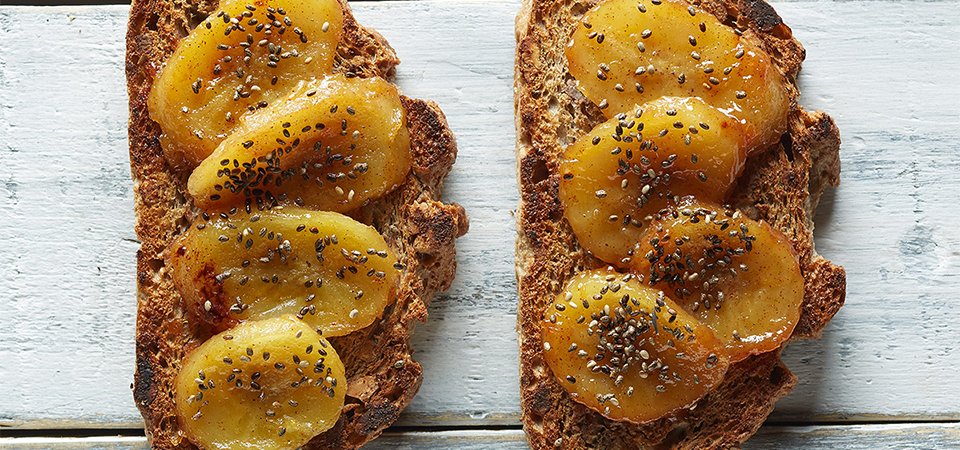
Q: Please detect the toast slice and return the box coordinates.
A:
[514,0,845,447]
[126,1,467,448]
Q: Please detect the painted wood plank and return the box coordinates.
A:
[768,0,960,421]
[3,423,960,449]
[0,0,959,430]
[746,423,960,449]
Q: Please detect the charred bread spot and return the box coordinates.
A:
[403,98,458,180]
[520,153,562,223]
[359,401,401,437]
[405,201,468,255]
[134,342,156,407]
[740,0,785,34]
[526,383,556,419]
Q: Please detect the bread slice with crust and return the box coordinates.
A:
[126,0,467,448]
[514,0,845,447]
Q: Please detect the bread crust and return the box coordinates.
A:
[514,0,845,448]
[126,1,467,448]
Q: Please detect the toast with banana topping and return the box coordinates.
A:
[126,0,467,447]
[515,0,845,447]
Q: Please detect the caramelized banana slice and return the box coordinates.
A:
[148,0,345,167]
[170,207,400,336]
[176,316,345,449]
[566,0,789,151]
[560,97,744,266]
[543,268,729,423]
[188,75,412,213]
[632,199,803,361]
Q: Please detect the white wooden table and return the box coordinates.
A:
[1,0,959,447]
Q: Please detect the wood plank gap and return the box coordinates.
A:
[0,428,146,438]
[0,425,527,438]
[2,424,960,449]
[766,418,960,427]
[6,419,960,438]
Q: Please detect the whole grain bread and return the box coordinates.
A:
[126,1,468,448]
[514,0,845,448]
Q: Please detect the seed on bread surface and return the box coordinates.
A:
[560,97,744,266]
[175,315,345,449]
[188,74,412,213]
[631,198,804,362]
[566,0,789,152]
[148,0,344,168]
[170,207,400,337]
[543,268,729,423]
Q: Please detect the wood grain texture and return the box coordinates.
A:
[3,424,960,448]
[0,0,958,434]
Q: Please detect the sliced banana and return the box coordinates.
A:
[543,268,729,423]
[188,75,412,213]
[175,315,345,449]
[149,0,345,168]
[560,96,745,266]
[632,199,804,361]
[169,207,400,337]
[566,0,789,152]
